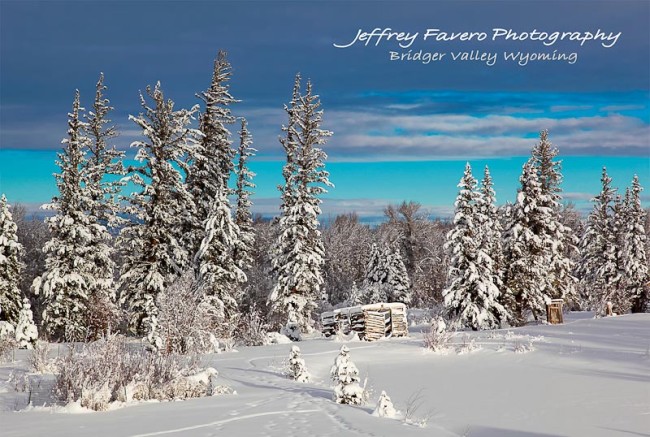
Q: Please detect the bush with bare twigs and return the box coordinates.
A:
[53,335,226,411]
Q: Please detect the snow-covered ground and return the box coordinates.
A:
[1,312,649,437]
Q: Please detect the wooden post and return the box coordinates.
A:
[546,299,564,324]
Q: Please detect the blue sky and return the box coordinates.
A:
[0,0,648,218]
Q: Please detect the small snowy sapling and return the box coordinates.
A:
[330,345,365,405]
[288,345,310,382]
[15,298,37,349]
[373,390,397,418]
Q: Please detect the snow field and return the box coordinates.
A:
[0,312,648,437]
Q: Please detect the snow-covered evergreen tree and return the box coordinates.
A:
[385,245,411,304]
[624,176,649,313]
[186,51,238,260]
[476,166,506,303]
[84,73,125,229]
[346,281,363,307]
[33,91,113,341]
[361,243,389,303]
[233,118,256,272]
[288,345,310,382]
[195,186,246,334]
[529,130,577,301]
[0,195,23,326]
[443,163,506,330]
[118,82,200,337]
[330,345,364,405]
[502,161,556,324]
[15,298,37,349]
[373,391,397,418]
[269,76,333,334]
[577,168,621,315]
[82,74,122,334]
[609,195,630,313]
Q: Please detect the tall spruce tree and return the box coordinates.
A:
[577,168,621,314]
[233,118,256,272]
[609,194,630,313]
[502,161,556,324]
[625,176,649,313]
[0,195,24,326]
[477,166,507,307]
[118,82,200,337]
[83,73,122,335]
[443,163,506,330]
[529,130,577,301]
[187,51,238,261]
[269,76,332,334]
[195,185,246,334]
[33,91,113,341]
[84,73,125,228]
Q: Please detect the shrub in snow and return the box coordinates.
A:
[29,341,58,374]
[265,331,293,345]
[0,319,15,338]
[288,346,310,382]
[15,298,37,349]
[155,271,220,354]
[373,390,397,418]
[53,335,224,411]
[0,323,17,362]
[514,338,535,354]
[456,334,479,355]
[403,389,432,427]
[235,305,268,346]
[330,345,365,405]
[423,316,454,353]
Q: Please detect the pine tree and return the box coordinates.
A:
[15,298,37,349]
[195,186,246,334]
[288,345,310,382]
[385,244,411,304]
[577,168,621,315]
[477,166,506,301]
[0,195,24,326]
[330,345,364,405]
[609,195,630,313]
[82,74,122,335]
[443,163,506,330]
[233,118,257,272]
[32,91,113,341]
[187,51,238,260]
[118,82,200,337]
[503,161,557,324]
[84,73,125,228]
[625,176,649,313]
[269,76,333,334]
[361,243,389,303]
[529,130,577,302]
[346,281,363,307]
[373,391,397,418]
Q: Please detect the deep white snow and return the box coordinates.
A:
[1,312,649,437]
